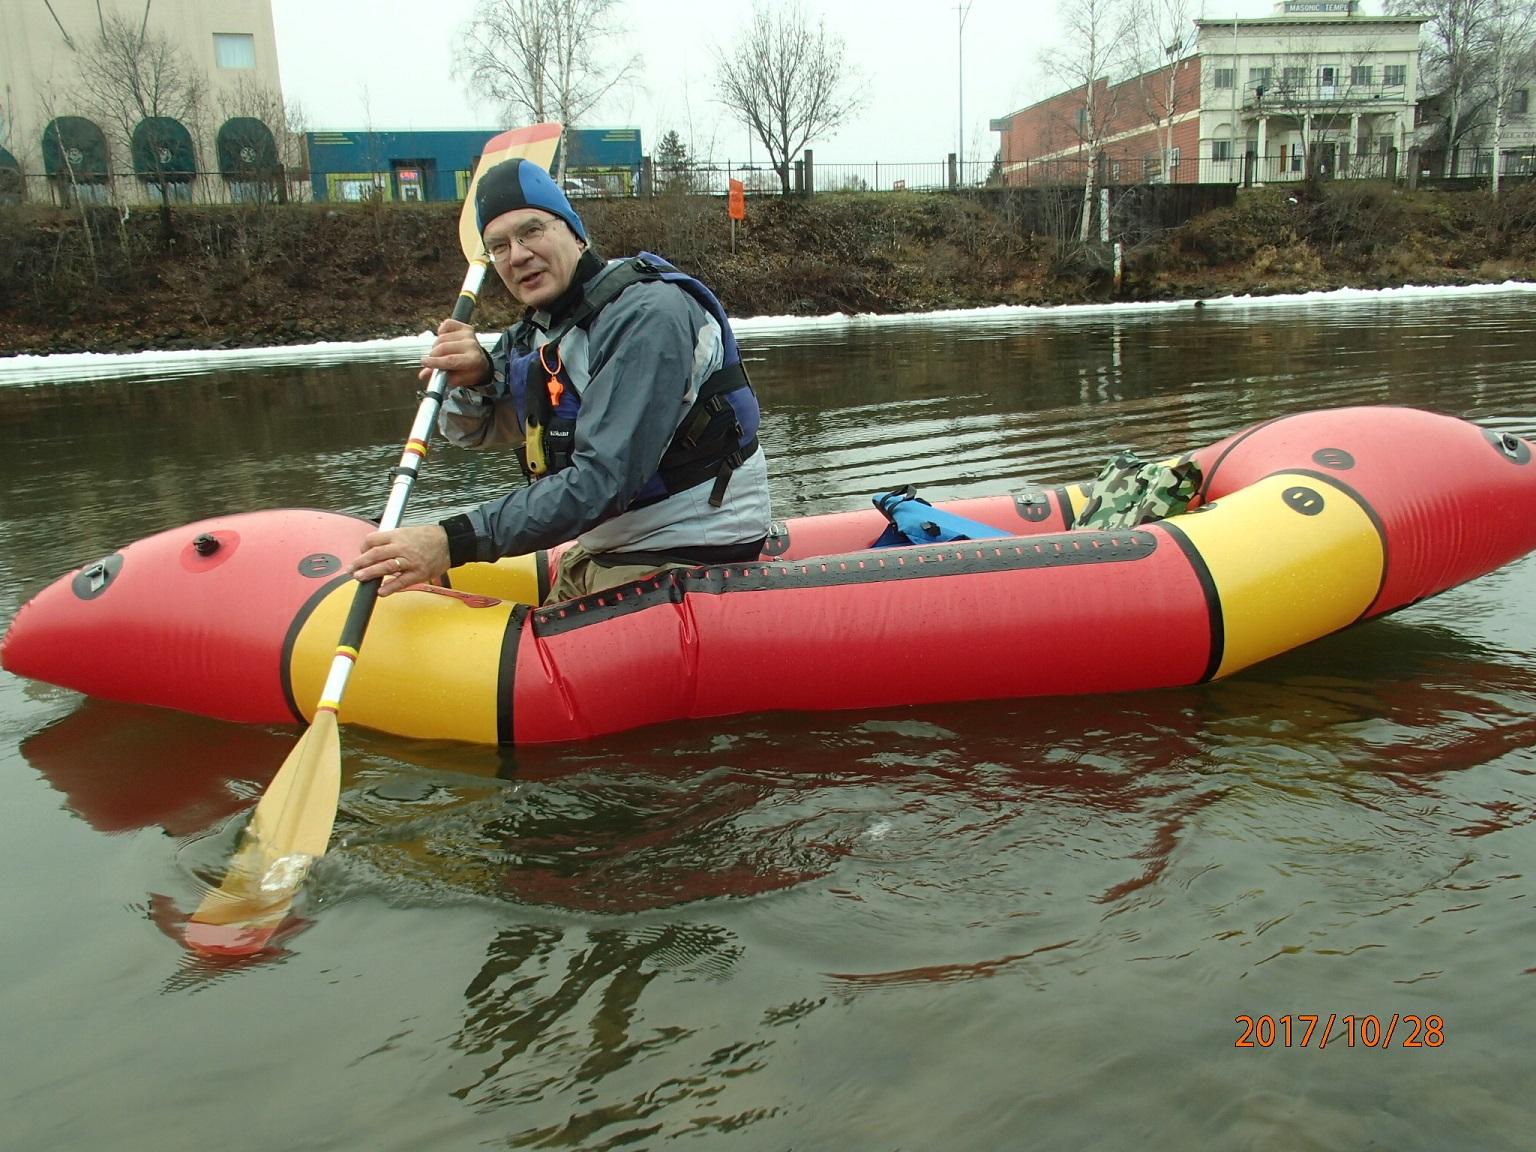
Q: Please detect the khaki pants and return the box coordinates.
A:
[544,540,693,604]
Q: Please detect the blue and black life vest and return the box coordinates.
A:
[507,253,761,509]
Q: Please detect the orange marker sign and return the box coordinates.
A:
[728,178,746,221]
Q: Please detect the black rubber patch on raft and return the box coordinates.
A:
[71,554,123,601]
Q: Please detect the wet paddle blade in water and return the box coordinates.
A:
[183,710,340,955]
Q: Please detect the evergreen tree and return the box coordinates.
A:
[655,129,693,193]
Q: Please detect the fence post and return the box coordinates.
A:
[794,158,803,193]
[640,155,653,197]
[947,152,957,189]
[804,148,814,196]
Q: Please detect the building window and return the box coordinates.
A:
[1383,64,1406,87]
[214,32,256,69]
[1291,149,1304,173]
[1379,134,1394,157]
[1282,67,1307,93]
[1212,140,1233,162]
[1249,66,1272,87]
[1352,65,1373,86]
[1318,66,1338,87]
[1076,107,1088,134]
[1214,67,1235,89]
[336,177,385,201]
[1511,89,1530,115]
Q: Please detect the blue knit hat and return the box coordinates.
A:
[474,158,587,242]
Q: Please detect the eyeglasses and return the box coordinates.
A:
[486,219,552,263]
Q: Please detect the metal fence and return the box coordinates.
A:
[0,168,310,208]
[998,151,1403,187]
[7,148,1535,209]
[646,158,997,195]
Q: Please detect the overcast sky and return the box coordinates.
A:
[270,0,1295,165]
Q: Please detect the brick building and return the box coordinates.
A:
[992,1,1425,186]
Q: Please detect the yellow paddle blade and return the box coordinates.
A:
[457,121,563,263]
[184,709,341,956]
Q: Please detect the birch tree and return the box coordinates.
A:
[1483,0,1536,193]
[714,1,864,195]
[1127,0,1198,183]
[1043,0,1136,239]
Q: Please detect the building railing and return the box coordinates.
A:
[1235,80,1412,110]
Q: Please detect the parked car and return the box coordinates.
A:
[561,177,604,199]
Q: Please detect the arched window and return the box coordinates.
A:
[132,117,197,202]
[42,117,111,205]
[0,146,22,204]
[216,117,283,203]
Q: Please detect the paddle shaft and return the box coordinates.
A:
[317,259,490,714]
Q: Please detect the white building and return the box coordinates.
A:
[1195,1,1425,183]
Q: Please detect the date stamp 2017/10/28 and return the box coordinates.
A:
[1235,1014,1445,1049]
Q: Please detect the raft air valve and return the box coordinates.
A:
[193,534,221,556]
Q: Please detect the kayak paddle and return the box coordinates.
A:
[184,122,563,955]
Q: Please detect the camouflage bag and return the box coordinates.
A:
[1074,451,1202,531]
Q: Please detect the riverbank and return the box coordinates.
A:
[3,182,1534,356]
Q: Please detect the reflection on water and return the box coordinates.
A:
[3,289,1536,1151]
[17,700,294,833]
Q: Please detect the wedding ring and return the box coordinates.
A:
[393,557,403,573]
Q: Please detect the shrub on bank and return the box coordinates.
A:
[1,183,1532,355]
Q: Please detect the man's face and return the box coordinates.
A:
[483,209,585,310]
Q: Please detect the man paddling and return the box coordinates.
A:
[350,158,771,603]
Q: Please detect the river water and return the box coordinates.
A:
[2,286,1534,1151]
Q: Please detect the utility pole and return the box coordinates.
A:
[957,1,973,183]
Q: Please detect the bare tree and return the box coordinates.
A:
[1482,0,1536,193]
[714,1,864,195]
[455,0,640,178]
[218,77,308,205]
[0,88,22,203]
[35,84,100,267]
[75,12,206,244]
[1389,0,1497,177]
[1126,0,1198,183]
[1043,0,1136,240]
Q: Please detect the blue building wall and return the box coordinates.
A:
[305,127,642,202]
